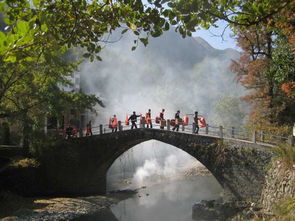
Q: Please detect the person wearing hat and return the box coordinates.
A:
[172,110,180,131]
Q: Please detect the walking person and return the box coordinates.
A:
[160,109,165,129]
[193,111,200,134]
[66,123,74,139]
[145,109,152,128]
[111,115,118,132]
[86,120,92,136]
[128,111,141,129]
[172,110,180,132]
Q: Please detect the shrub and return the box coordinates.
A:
[272,143,295,169]
[10,158,40,168]
[273,197,295,221]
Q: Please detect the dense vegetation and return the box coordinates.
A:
[0,0,293,149]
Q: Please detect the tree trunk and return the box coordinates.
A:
[22,114,31,154]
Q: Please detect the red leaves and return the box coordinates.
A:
[281,82,295,97]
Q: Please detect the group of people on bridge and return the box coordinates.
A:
[62,109,206,139]
[108,109,206,134]
[60,109,206,139]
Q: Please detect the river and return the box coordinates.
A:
[75,175,223,221]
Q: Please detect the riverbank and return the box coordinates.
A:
[0,191,135,221]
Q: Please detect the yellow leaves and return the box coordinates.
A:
[130,23,137,31]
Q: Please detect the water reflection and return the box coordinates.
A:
[111,176,223,221]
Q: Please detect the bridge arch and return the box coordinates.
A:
[42,128,273,202]
[106,139,220,191]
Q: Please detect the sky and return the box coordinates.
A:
[192,20,238,50]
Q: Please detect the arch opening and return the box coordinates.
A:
[106,139,223,193]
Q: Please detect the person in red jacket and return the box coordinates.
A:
[111,115,118,132]
[145,109,152,128]
[86,121,92,136]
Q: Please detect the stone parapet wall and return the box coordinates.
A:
[260,160,295,212]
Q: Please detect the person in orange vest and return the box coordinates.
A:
[160,109,165,129]
[111,115,118,132]
[86,120,92,136]
[145,109,152,128]
[193,111,200,134]
[172,110,180,132]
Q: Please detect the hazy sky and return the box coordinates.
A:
[193,21,238,50]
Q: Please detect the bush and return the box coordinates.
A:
[29,130,61,157]
[10,158,40,168]
[273,197,295,221]
[272,143,295,169]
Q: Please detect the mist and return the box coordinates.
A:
[107,140,207,191]
[78,30,247,127]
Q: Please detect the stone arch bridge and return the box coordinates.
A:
[41,128,273,202]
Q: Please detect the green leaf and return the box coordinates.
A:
[0,31,6,45]
[131,46,136,51]
[0,2,6,11]
[151,30,162,37]
[83,53,91,58]
[140,38,148,47]
[121,28,128,34]
[17,20,29,34]
[41,24,48,32]
[5,56,17,63]
[90,55,94,62]
[164,22,170,31]
[33,0,41,7]
[25,56,34,61]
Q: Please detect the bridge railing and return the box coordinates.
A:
[60,118,294,146]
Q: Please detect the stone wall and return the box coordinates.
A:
[217,140,272,202]
[260,160,295,212]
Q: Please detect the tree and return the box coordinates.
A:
[230,29,294,132]
[0,0,294,139]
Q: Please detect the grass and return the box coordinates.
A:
[272,197,295,221]
[250,198,295,221]
[9,157,40,168]
[272,143,295,169]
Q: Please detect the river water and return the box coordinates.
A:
[75,176,223,221]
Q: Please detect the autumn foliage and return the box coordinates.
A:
[231,2,295,133]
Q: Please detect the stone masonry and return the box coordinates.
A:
[39,128,273,202]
